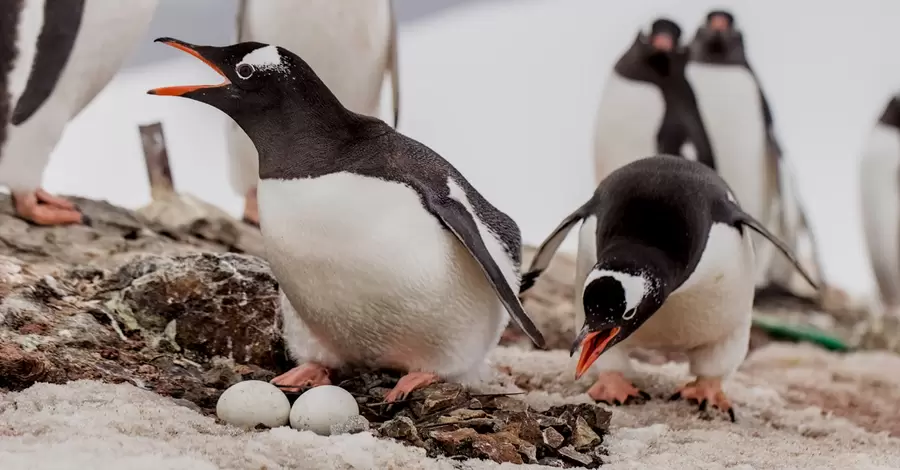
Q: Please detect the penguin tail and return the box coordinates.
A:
[731,206,820,291]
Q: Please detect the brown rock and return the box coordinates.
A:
[571,416,601,451]
[379,416,425,447]
[541,427,565,449]
[429,428,523,465]
[0,343,57,389]
[557,445,594,467]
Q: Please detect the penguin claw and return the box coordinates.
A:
[587,371,650,405]
[672,377,736,422]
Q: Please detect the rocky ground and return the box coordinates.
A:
[1,193,899,469]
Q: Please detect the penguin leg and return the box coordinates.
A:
[383,372,440,403]
[242,186,260,227]
[270,362,332,393]
[672,320,750,422]
[272,290,343,392]
[584,346,650,405]
[12,189,85,226]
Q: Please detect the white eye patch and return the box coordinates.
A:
[240,45,286,72]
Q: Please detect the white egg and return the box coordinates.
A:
[216,380,290,429]
[290,385,360,435]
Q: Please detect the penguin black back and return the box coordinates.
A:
[878,96,900,131]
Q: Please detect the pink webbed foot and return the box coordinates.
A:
[384,372,439,403]
[270,362,332,393]
[13,189,86,226]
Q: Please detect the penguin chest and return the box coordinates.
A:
[593,73,666,181]
[257,173,506,372]
[240,0,391,115]
[629,223,756,350]
[686,64,771,219]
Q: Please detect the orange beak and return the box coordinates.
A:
[147,38,230,96]
[574,327,621,379]
[651,33,674,52]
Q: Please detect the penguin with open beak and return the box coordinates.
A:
[522,155,818,421]
[147,38,545,402]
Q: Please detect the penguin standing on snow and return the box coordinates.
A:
[592,18,714,184]
[229,0,401,226]
[522,155,817,420]
[0,0,159,225]
[148,38,544,402]
[685,10,823,298]
[860,95,900,313]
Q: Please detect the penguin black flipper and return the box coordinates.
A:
[724,203,819,290]
[11,0,86,125]
[387,0,401,129]
[521,207,588,293]
[424,193,546,349]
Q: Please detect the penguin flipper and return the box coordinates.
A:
[521,207,586,293]
[387,0,401,129]
[11,0,86,125]
[730,207,820,291]
[425,194,546,349]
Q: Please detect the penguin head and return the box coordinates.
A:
[695,10,744,56]
[572,269,663,379]
[147,37,331,130]
[641,18,683,53]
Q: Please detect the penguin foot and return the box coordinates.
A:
[587,371,651,406]
[242,187,260,227]
[670,377,736,422]
[384,371,439,403]
[270,362,332,393]
[13,189,85,226]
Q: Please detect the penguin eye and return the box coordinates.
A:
[236,63,254,80]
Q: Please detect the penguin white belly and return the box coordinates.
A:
[229,0,392,195]
[258,172,508,381]
[576,220,755,352]
[686,64,771,220]
[592,73,665,184]
[860,123,900,307]
[0,0,159,191]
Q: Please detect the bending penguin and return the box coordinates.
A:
[229,0,401,226]
[860,94,900,315]
[0,0,159,225]
[147,38,545,402]
[686,9,824,299]
[521,155,818,420]
[593,17,714,184]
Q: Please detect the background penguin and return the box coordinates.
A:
[148,37,545,402]
[685,10,821,297]
[521,155,817,420]
[229,0,400,226]
[0,0,159,225]
[695,10,825,302]
[592,17,715,185]
[860,94,900,315]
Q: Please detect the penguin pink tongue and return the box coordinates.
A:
[147,39,230,96]
[574,327,621,379]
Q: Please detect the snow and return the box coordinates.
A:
[2,344,900,469]
[41,0,900,297]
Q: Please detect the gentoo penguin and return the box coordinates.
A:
[229,0,400,226]
[592,18,714,185]
[687,10,824,299]
[521,155,817,420]
[860,95,900,313]
[0,0,159,225]
[147,38,545,401]
[685,10,784,290]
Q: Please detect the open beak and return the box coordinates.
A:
[147,37,230,96]
[571,326,621,380]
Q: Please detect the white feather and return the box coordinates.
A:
[258,172,507,384]
[592,72,666,185]
[0,0,159,191]
[228,0,393,196]
[860,122,900,308]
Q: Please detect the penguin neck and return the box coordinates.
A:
[614,37,681,83]
[236,72,388,181]
[594,241,678,302]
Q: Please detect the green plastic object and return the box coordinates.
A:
[752,314,851,352]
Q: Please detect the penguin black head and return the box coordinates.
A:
[692,10,745,61]
[571,268,664,379]
[146,37,350,137]
[643,18,683,53]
